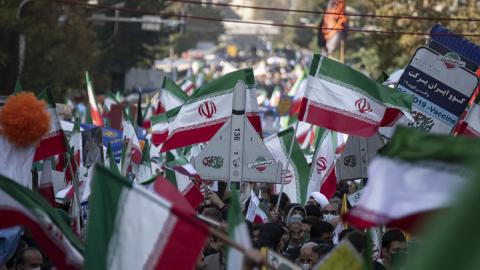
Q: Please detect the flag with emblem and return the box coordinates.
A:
[85,165,207,270]
[457,96,480,137]
[0,174,84,270]
[34,89,68,161]
[264,127,310,204]
[161,69,261,152]
[306,128,337,200]
[299,54,413,137]
[85,72,104,127]
[343,126,480,231]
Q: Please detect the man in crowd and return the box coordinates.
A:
[374,229,408,270]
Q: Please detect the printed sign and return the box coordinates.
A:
[347,189,363,207]
[261,248,301,270]
[396,46,478,134]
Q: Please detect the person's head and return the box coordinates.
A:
[306,192,329,208]
[297,242,319,270]
[312,243,333,262]
[269,193,290,213]
[304,204,322,218]
[284,203,306,221]
[255,223,284,250]
[347,231,366,254]
[15,247,42,270]
[382,229,407,269]
[277,226,290,253]
[322,203,339,223]
[309,221,334,245]
[288,222,304,248]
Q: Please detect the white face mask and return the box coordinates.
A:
[301,263,311,270]
[323,214,339,222]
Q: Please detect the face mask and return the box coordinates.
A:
[301,263,311,270]
[323,214,338,222]
[391,251,408,269]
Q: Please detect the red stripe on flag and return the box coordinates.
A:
[182,183,204,210]
[34,130,68,161]
[161,121,227,152]
[38,183,56,206]
[152,131,168,146]
[0,210,82,270]
[91,105,104,127]
[131,146,142,164]
[320,166,337,200]
[143,119,152,129]
[299,98,380,137]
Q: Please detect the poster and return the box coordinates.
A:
[82,127,103,167]
[395,44,478,134]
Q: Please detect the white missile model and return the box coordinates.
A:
[192,81,282,183]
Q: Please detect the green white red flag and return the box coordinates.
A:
[156,77,188,114]
[344,126,480,231]
[264,127,310,204]
[299,54,413,137]
[306,128,337,200]
[161,68,261,152]
[0,174,84,269]
[150,113,168,146]
[85,72,104,127]
[85,165,208,270]
[122,120,142,164]
[227,189,252,270]
[34,89,68,161]
[457,96,480,136]
[179,79,196,96]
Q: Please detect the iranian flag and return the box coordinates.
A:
[85,165,207,270]
[227,189,252,270]
[457,96,480,137]
[38,160,56,206]
[156,77,188,114]
[264,127,310,204]
[34,89,68,161]
[136,141,153,182]
[295,121,316,150]
[122,120,142,164]
[306,128,337,200]
[162,155,204,209]
[343,126,479,231]
[150,113,168,146]
[161,68,261,152]
[0,174,84,269]
[179,79,196,96]
[164,154,198,192]
[85,72,104,127]
[299,54,413,137]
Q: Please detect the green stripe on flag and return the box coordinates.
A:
[277,127,310,204]
[310,54,413,112]
[85,165,131,270]
[164,77,188,102]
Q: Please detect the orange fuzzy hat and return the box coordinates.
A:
[0,92,50,147]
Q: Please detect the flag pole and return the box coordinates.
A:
[121,140,133,176]
[275,120,300,212]
[65,150,83,235]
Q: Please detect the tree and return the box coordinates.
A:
[0,1,98,99]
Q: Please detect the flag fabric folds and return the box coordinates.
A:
[85,72,104,127]
[264,127,310,204]
[33,89,68,161]
[161,68,261,152]
[343,126,480,231]
[0,174,84,270]
[299,54,413,137]
[85,165,207,270]
[306,128,337,200]
[226,189,252,270]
